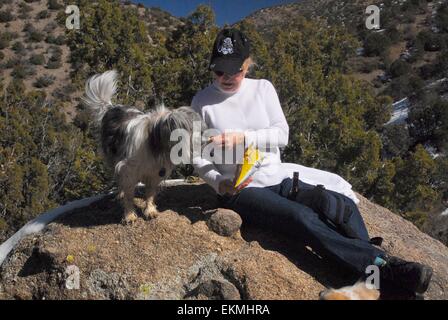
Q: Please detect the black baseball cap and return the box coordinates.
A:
[209,28,250,76]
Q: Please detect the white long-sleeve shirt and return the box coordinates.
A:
[191,77,360,204]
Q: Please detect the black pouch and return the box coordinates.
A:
[294,182,364,240]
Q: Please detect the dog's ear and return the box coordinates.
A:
[173,106,206,131]
[149,107,208,159]
[148,107,191,153]
[172,107,210,148]
[174,107,209,152]
[149,116,170,153]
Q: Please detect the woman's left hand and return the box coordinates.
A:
[210,132,245,149]
[219,177,253,195]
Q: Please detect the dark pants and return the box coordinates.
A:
[218,177,385,275]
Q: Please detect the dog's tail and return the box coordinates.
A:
[83,70,118,123]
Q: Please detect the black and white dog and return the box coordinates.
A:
[83,70,203,224]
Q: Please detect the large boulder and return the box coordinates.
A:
[0,181,447,300]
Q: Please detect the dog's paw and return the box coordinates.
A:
[122,211,138,225]
[143,204,159,220]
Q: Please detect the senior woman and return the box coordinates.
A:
[191,28,432,296]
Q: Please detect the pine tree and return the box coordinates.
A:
[393,145,440,216]
[369,160,397,209]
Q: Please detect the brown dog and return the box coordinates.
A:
[319,281,380,300]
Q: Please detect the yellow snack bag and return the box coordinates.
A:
[234,143,264,188]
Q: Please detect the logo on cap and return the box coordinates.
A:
[218,37,234,55]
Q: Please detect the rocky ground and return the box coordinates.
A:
[0,181,447,300]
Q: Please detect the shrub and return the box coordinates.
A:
[418,31,443,52]
[29,53,45,65]
[401,12,416,24]
[52,84,76,101]
[0,10,14,22]
[18,2,32,19]
[34,75,55,88]
[28,30,45,43]
[409,98,448,147]
[381,124,412,158]
[0,34,10,50]
[11,64,35,79]
[434,50,448,77]
[407,42,424,63]
[54,35,66,45]
[0,218,7,232]
[45,35,56,44]
[37,10,51,19]
[386,27,401,44]
[361,59,380,73]
[48,45,62,58]
[48,0,63,10]
[23,22,34,33]
[436,3,448,33]
[17,12,30,20]
[46,34,66,45]
[2,56,20,68]
[0,0,13,6]
[364,32,392,56]
[12,41,26,55]
[389,59,411,78]
[403,25,416,41]
[419,64,437,80]
[19,2,33,12]
[44,22,58,33]
[46,60,62,69]
[387,73,424,99]
[49,53,61,62]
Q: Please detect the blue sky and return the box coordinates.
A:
[139,0,298,26]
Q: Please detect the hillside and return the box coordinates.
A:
[0,0,182,120]
[246,0,448,130]
[1,180,447,300]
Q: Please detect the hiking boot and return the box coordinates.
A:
[380,255,433,294]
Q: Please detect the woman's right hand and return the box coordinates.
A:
[210,132,245,149]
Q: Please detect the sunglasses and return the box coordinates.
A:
[214,71,225,77]
[214,69,243,77]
